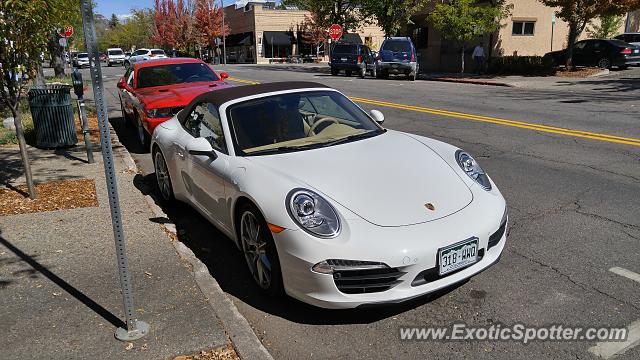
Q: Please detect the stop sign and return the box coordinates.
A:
[61,25,74,38]
[329,24,343,41]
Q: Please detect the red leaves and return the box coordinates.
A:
[152,0,227,50]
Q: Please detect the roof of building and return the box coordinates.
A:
[178,81,329,122]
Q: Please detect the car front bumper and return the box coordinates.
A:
[273,192,507,309]
[108,58,124,64]
[378,61,417,74]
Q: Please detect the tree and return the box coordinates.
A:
[538,0,640,68]
[428,0,510,73]
[109,13,120,29]
[300,12,327,57]
[288,0,362,32]
[587,14,625,39]
[107,9,154,51]
[0,0,77,198]
[360,0,430,36]
[194,0,228,55]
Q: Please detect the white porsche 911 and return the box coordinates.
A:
[151,82,507,309]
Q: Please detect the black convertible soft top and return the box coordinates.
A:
[177,81,329,123]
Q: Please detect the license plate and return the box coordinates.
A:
[392,64,399,68]
[341,57,347,61]
[438,238,479,275]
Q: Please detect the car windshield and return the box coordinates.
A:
[227,91,383,156]
[78,53,88,59]
[108,50,123,55]
[333,44,357,54]
[136,63,219,88]
[151,50,165,55]
[381,40,411,53]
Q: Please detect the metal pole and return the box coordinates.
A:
[80,0,149,341]
[221,0,226,65]
[551,22,555,52]
[76,97,94,163]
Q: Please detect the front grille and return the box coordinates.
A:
[488,216,507,250]
[333,267,405,294]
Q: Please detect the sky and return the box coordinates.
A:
[95,0,248,18]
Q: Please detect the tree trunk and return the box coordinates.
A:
[35,63,45,86]
[461,45,465,74]
[565,23,578,70]
[11,106,37,199]
[47,33,65,77]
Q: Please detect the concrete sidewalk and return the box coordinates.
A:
[0,143,229,359]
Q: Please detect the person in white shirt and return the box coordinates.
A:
[472,42,485,74]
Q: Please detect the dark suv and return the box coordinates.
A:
[330,43,377,78]
[377,37,419,80]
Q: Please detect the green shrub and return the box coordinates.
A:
[488,56,555,75]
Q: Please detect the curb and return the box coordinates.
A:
[108,121,273,360]
[421,76,513,87]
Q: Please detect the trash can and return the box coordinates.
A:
[28,85,78,148]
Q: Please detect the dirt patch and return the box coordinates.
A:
[0,179,98,216]
[170,345,240,360]
[74,115,100,143]
[554,67,604,78]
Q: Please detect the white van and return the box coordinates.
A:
[107,48,126,67]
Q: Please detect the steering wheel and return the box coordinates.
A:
[185,74,201,82]
[308,116,340,135]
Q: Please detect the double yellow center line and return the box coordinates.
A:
[224,76,640,147]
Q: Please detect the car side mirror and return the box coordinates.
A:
[117,79,126,89]
[219,72,229,80]
[370,109,385,125]
[186,136,218,160]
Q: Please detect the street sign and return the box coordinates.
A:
[60,25,73,37]
[329,24,343,41]
[58,37,67,47]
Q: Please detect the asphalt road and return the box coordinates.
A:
[75,63,640,359]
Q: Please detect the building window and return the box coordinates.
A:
[512,21,535,36]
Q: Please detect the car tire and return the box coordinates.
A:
[119,98,131,127]
[330,67,338,76]
[597,57,611,69]
[619,65,629,70]
[238,202,284,296]
[135,112,150,151]
[345,70,352,77]
[107,62,112,67]
[124,60,130,69]
[408,71,416,81]
[153,149,175,203]
[359,67,366,79]
[371,66,377,78]
[382,71,389,79]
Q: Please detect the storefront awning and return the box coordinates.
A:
[225,32,254,47]
[264,31,294,46]
[340,33,362,44]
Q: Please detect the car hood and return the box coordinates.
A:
[136,81,231,109]
[247,130,473,227]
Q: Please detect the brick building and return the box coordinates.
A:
[222,1,384,64]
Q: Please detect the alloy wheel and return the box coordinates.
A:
[597,58,611,69]
[240,211,272,290]
[154,151,173,202]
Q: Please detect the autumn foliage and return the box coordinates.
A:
[152,0,227,51]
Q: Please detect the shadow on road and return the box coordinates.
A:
[109,114,148,154]
[132,172,464,325]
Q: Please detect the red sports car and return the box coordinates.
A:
[117,57,231,149]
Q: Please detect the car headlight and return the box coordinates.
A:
[455,150,492,191]
[147,107,174,118]
[287,189,340,238]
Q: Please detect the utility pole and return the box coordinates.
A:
[221,0,226,65]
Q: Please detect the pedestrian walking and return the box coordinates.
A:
[472,42,485,74]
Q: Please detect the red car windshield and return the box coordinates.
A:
[136,63,219,88]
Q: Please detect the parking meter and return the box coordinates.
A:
[71,69,84,97]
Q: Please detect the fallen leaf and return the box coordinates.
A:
[52,292,61,296]
[125,342,134,350]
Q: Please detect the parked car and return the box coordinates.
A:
[329,42,377,78]
[124,51,132,59]
[377,37,419,80]
[614,33,640,46]
[106,48,126,67]
[124,48,167,68]
[543,39,640,69]
[150,81,507,308]
[73,52,90,68]
[117,58,231,148]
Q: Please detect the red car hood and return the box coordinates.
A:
[136,81,231,109]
